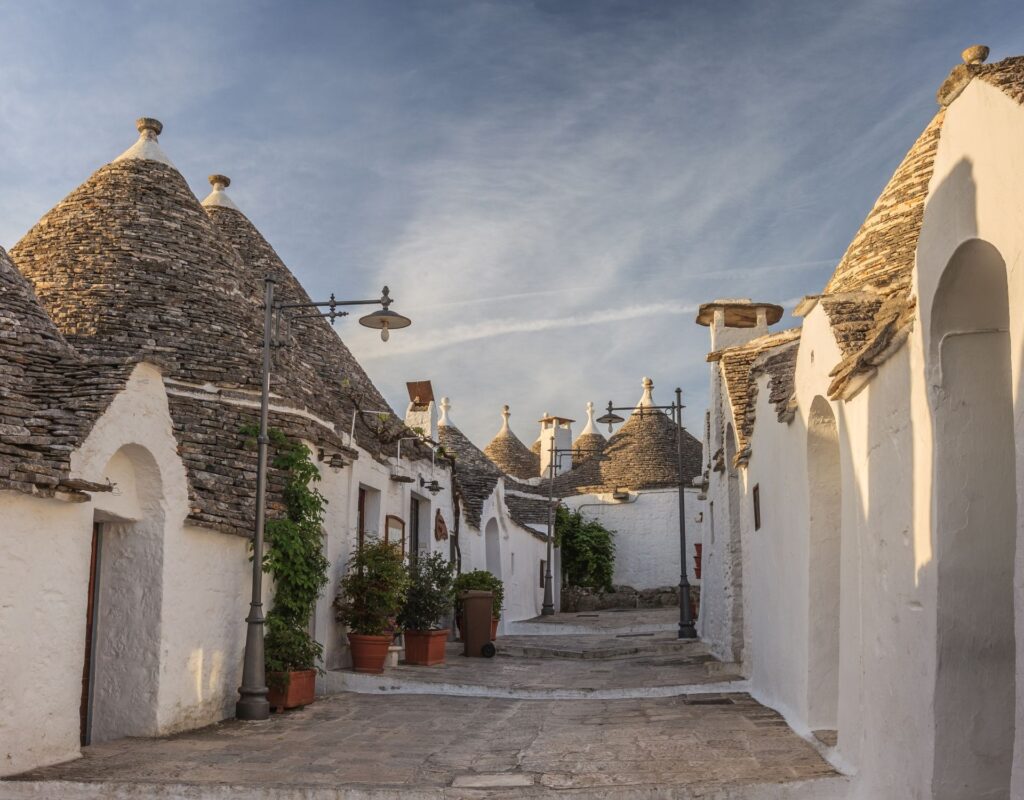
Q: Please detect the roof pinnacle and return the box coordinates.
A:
[580,401,598,435]
[439,397,452,426]
[500,404,511,433]
[638,377,654,408]
[201,173,241,211]
[114,116,174,167]
[962,45,990,65]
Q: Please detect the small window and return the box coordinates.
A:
[753,484,761,531]
[539,560,547,588]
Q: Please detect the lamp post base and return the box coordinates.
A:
[235,693,270,721]
[677,622,697,640]
[541,606,555,616]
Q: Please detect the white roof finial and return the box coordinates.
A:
[439,397,452,426]
[638,377,655,408]
[580,401,598,435]
[500,404,511,433]
[114,117,175,167]
[202,173,241,211]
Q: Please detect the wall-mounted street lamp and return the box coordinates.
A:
[419,476,443,496]
[597,388,696,640]
[236,276,412,723]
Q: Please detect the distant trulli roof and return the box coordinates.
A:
[541,378,702,495]
[483,405,538,479]
[0,246,127,497]
[572,401,606,463]
[814,50,1024,399]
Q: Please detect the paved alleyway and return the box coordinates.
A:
[1,611,844,799]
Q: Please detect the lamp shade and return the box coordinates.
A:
[359,308,412,341]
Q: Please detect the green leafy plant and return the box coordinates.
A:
[399,552,455,631]
[241,426,330,684]
[453,569,504,619]
[336,539,409,635]
[555,505,615,592]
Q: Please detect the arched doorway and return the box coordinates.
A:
[83,444,165,745]
[930,239,1016,798]
[724,423,744,662]
[806,396,841,734]
[484,518,502,579]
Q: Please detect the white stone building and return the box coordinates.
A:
[0,120,453,776]
[697,48,1024,798]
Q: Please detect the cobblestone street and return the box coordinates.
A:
[2,612,844,799]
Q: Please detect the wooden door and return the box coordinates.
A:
[80,524,101,746]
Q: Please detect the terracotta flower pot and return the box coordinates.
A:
[404,629,449,666]
[349,633,392,674]
[490,616,499,640]
[267,668,316,710]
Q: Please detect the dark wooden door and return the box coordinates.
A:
[357,488,366,550]
[409,497,420,557]
[80,524,101,746]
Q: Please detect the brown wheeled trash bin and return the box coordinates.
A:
[459,590,496,658]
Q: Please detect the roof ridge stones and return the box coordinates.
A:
[0,246,129,496]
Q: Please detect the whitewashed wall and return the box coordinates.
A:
[703,77,1024,800]
[0,492,93,777]
[563,488,705,590]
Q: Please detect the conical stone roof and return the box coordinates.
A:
[484,405,538,479]
[11,119,261,386]
[200,175,413,458]
[572,401,606,464]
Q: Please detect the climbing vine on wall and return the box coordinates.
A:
[554,506,616,593]
[242,426,330,680]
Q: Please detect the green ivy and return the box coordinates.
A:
[555,506,615,592]
[242,426,330,682]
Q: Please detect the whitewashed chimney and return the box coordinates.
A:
[538,411,574,476]
[695,298,783,352]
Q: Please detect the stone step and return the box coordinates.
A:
[497,636,699,660]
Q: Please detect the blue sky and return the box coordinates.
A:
[1,1,1021,445]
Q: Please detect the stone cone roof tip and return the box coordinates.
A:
[484,404,539,479]
[202,173,241,211]
[573,401,606,463]
[114,117,174,167]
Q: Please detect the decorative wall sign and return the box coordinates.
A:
[434,509,449,541]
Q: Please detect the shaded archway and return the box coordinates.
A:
[930,239,1015,798]
[484,518,502,579]
[84,444,165,745]
[806,396,841,733]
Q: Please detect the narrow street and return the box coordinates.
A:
[2,610,844,799]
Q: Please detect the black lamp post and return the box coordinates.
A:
[541,442,603,615]
[236,276,411,722]
[597,387,697,640]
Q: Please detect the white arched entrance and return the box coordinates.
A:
[83,444,165,745]
[806,396,841,734]
[930,239,1016,798]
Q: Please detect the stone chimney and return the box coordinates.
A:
[695,298,783,351]
[405,380,437,440]
[538,411,574,476]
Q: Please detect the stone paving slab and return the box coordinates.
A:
[497,630,703,659]
[505,607,679,636]
[323,635,741,700]
[3,693,844,799]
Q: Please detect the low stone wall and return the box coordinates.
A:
[561,584,682,612]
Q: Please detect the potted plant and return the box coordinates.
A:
[336,539,409,673]
[399,552,455,666]
[453,569,504,640]
[256,429,330,711]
